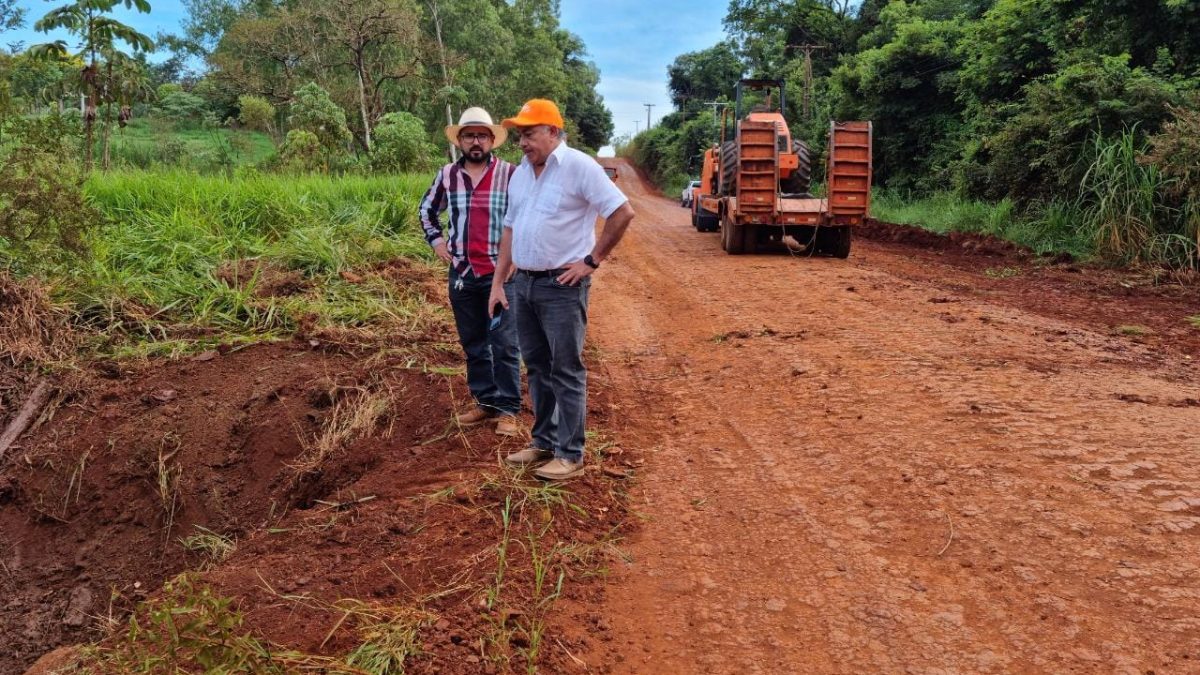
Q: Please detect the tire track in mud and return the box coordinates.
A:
[589,159,1200,674]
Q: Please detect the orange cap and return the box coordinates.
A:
[502,99,565,129]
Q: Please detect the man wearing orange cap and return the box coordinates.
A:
[419,107,521,436]
[488,99,635,480]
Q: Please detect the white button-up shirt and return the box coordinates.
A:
[504,141,628,271]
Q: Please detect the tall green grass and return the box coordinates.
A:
[1078,128,1194,267]
[33,170,441,356]
[872,190,1093,257]
[873,129,1199,269]
[105,118,277,171]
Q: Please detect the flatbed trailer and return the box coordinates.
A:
[692,119,872,257]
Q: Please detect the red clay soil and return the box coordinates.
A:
[590,158,1200,673]
[7,158,1200,673]
[2,336,635,674]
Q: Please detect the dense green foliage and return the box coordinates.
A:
[629,0,1200,267]
[1,0,614,177]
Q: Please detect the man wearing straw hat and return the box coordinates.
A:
[419,107,521,437]
[488,99,635,480]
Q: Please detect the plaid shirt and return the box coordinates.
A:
[418,155,517,277]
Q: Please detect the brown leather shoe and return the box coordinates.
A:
[455,408,492,427]
[534,458,585,481]
[494,415,519,437]
[505,446,553,465]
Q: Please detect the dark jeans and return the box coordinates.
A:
[449,268,521,416]
[512,272,591,462]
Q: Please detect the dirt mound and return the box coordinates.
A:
[1,340,635,673]
[370,256,444,301]
[215,258,309,298]
[857,218,1030,257]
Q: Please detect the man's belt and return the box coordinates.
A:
[517,268,568,278]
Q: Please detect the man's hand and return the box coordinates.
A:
[555,260,596,286]
[433,242,452,264]
[488,284,508,316]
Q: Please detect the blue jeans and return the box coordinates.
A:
[513,272,590,462]
[449,268,521,416]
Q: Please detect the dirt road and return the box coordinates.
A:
[589,160,1200,673]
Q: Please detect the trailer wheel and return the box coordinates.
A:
[722,215,746,254]
[780,140,811,195]
[817,226,852,258]
[719,141,738,196]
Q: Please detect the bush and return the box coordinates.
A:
[0,114,96,273]
[155,91,210,127]
[279,129,323,173]
[288,83,351,152]
[237,94,276,137]
[371,112,435,173]
[959,53,1182,203]
[1143,100,1200,261]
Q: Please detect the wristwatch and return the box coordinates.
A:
[584,254,600,269]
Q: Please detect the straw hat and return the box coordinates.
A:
[445,107,507,146]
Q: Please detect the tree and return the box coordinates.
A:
[29,0,154,169]
[0,0,25,35]
[828,0,968,191]
[305,0,426,152]
[724,0,853,77]
[372,111,434,171]
[237,93,276,138]
[209,10,312,105]
[558,31,612,151]
[99,50,154,168]
[667,42,744,112]
[288,82,351,152]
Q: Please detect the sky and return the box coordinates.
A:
[6,0,731,153]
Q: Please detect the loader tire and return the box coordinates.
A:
[719,141,738,196]
[780,140,812,196]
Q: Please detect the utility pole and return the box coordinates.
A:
[643,103,655,131]
[702,101,728,125]
[787,43,826,121]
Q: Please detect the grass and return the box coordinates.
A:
[180,526,237,570]
[339,601,435,674]
[872,190,1093,258]
[872,129,1199,270]
[105,118,277,171]
[5,169,443,358]
[983,266,1021,279]
[84,574,364,674]
[1115,324,1150,337]
[293,381,395,476]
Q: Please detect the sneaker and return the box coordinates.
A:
[534,458,585,481]
[494,415,520,437]
[455,408,492,427]
[504,446,553,465]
